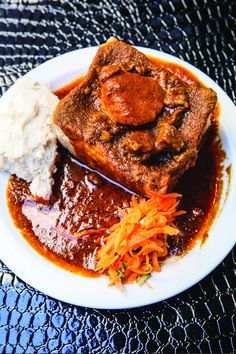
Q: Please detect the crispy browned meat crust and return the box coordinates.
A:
[53,38,217,196]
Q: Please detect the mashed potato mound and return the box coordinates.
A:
[0,77,59,200]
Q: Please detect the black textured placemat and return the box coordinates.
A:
[0,1,235,353]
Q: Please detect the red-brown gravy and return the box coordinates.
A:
[7,59,225,277]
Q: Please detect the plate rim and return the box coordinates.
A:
[0,46,235,309]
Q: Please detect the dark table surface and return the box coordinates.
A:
[0,1,235,353]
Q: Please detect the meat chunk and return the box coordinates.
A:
[101,71,164,125]
[123,131,155,161]
[53,38,217,196]
[155,123,184,153]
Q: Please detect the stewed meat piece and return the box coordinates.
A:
[101,71,164,126]
[122,131,155,161]
[155,123,184,153]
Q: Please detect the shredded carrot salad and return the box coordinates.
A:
[95,192,185,290]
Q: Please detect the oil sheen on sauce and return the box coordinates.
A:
[7,60,225,277]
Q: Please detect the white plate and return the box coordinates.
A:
[0,47,235,309]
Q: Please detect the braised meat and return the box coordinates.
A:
[101,71,164,125]
[53,38,217,196]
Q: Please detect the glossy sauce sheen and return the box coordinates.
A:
[7,59,224,276]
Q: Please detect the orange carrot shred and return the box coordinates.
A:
[95,193,184,289]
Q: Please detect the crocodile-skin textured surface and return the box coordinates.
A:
[0,1,235,353]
